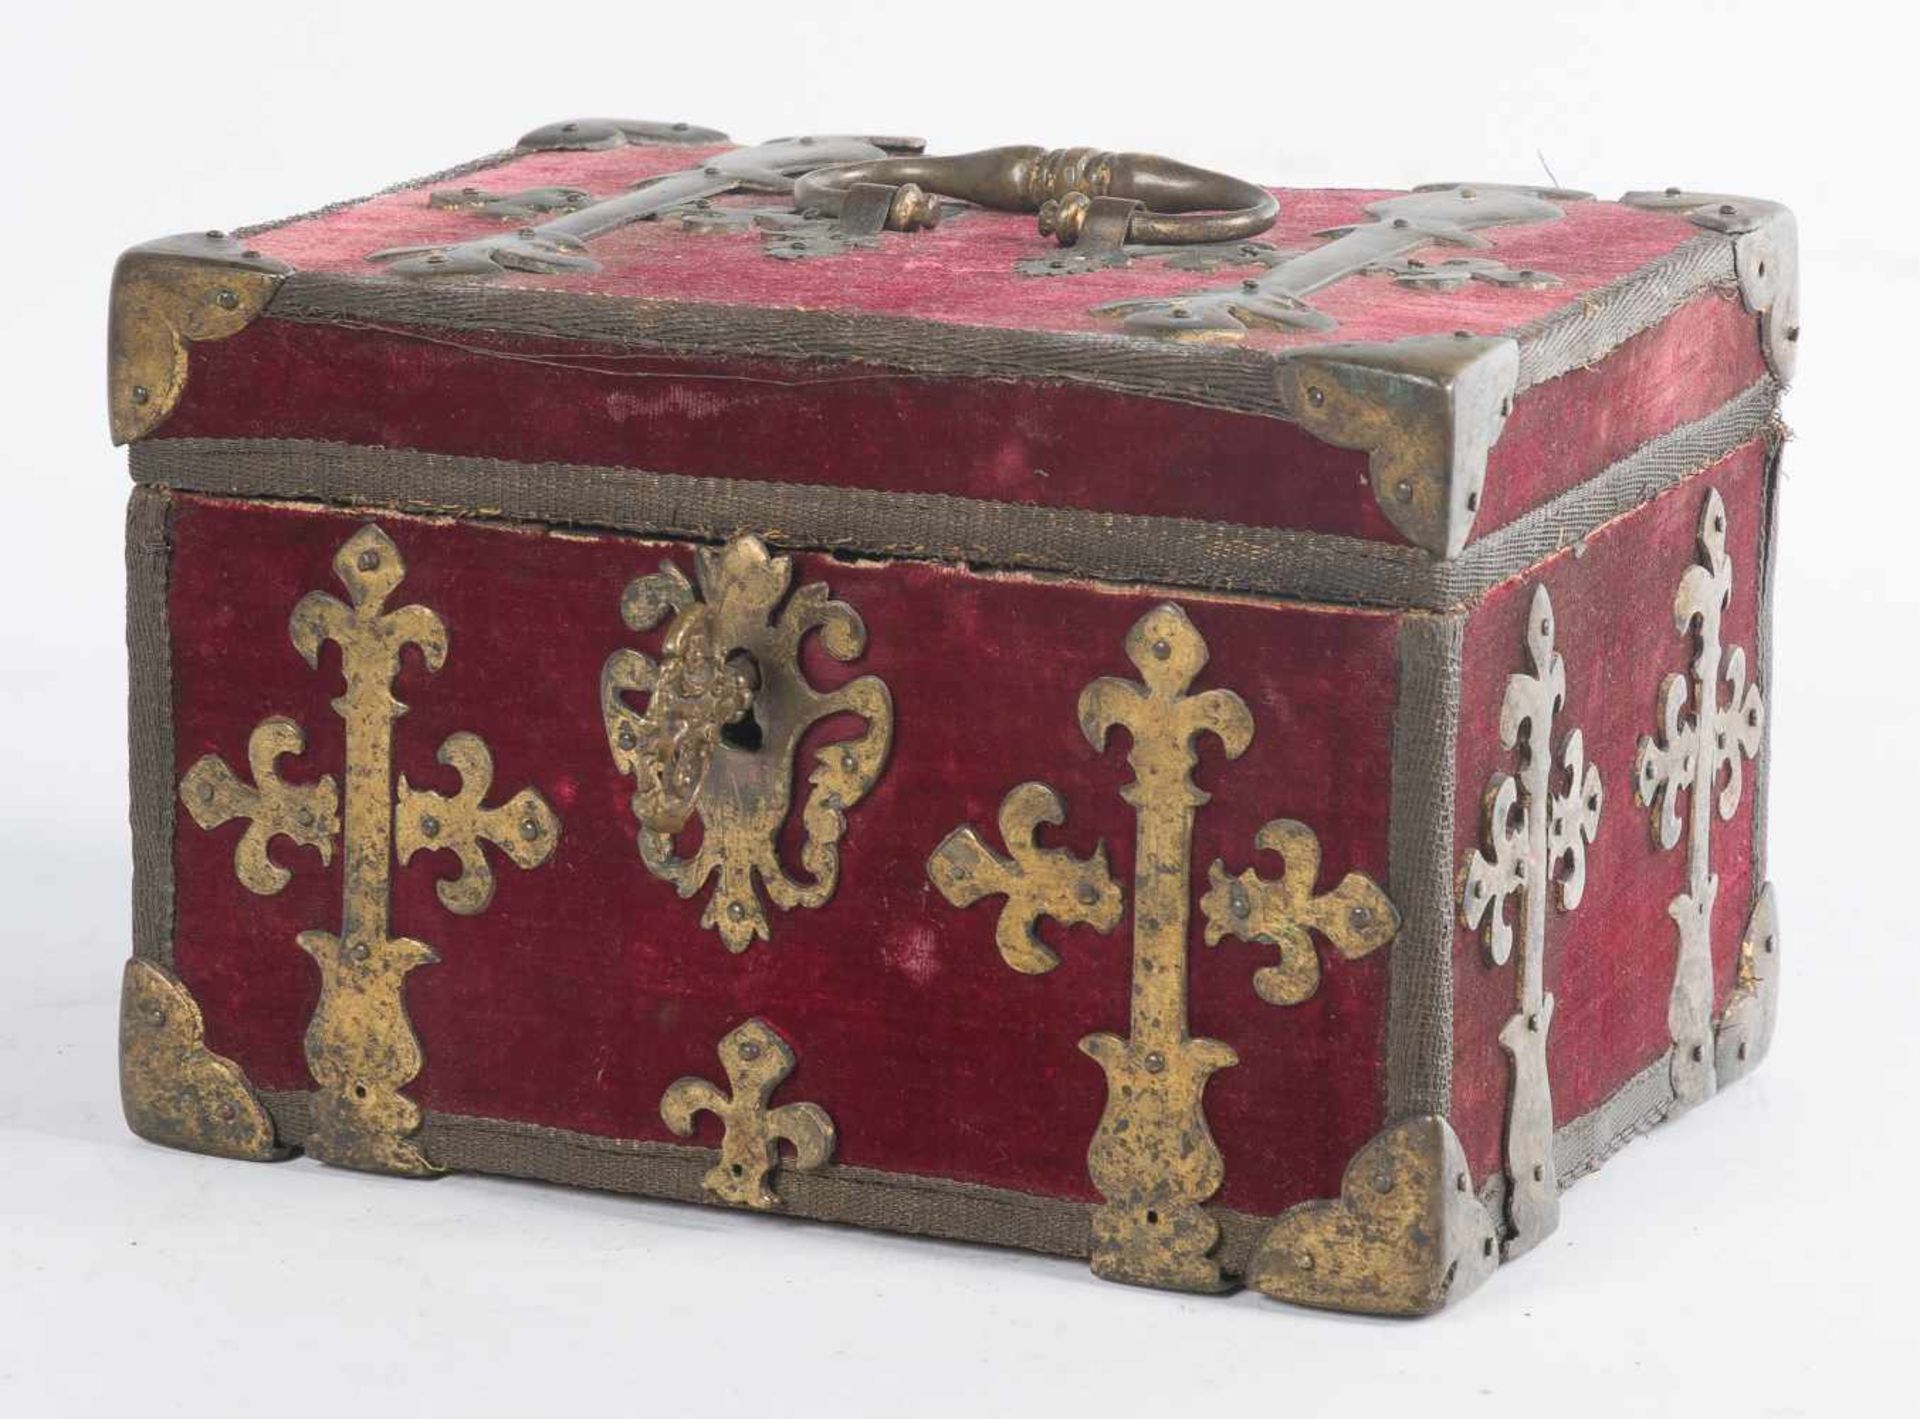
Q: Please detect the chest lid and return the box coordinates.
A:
[110,119,1793,594]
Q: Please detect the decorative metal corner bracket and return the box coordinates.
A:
[928,604,1397,1293]
[120,958,286,1161]
[108,232,291,444]
[1247,1115,1500,1317]
[371,134,926,278]
[602,534,892,953]
[1461,584,1603,1260]
[1621,190,1799,383]
[661,1019,836,1209]
[1275,334,1520,559]
[1091,184,1570,341]
[1714,884,1780,1088]
[1633,488,1766,1110]
[179,523,560,1175]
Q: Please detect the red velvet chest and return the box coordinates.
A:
[112,119,1792,1316]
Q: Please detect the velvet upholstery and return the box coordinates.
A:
[1450,441,1769,1185]
[169,493,1401,1215]
[242,146,1701,346]
[159,285,1764,550]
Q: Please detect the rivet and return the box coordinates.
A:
[1483,1237,1496,1258]
[1394,478,1413,503]
[1076,882,1100,907]
[704,166,723,177]
[1169,306,1191,320]
[672,121,690,132]
[1456,1172,1469,1193]
[1372,1170,1394,1194]
[1307,385,1325,408]
[205,229,225,240]
[798,135,815,146]
[349,942,370,962]
[146,1006,167,1026]
[840,750,857,773]
[1527,1013,1541,1032]
[1349,905,1371,929]
[1392,218,1410,229]
[727,901,747,921]
[242,249,260,260]
[427,253,446,265]
[217,1103,237,1122]
[561,123,579,133]
[1151,638,1171,660]
[1719,203,1737,216]
[1229,884,1250,918]
[131,385,150,405]
[1691,1044,1705,1062]
[1241,278,1259,291]
[1454,329,1472,340]
[739,1040,761,1060]
[357,548,381,572]
[1459,187,1477,198]
[520,816,542,841]
[1532,1163,1544,1182]
[419,815,441,839]
[1297,1251,1315,1272]
[1665,186,1682,196]
[1144,1051,1166,1074]
[1738,1042,1750,1061]
[617,727,636,749]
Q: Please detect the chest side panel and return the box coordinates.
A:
[166,494,1402,1218]
[1450,438,1770,1187]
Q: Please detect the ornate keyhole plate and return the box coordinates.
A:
[602,535,893,952]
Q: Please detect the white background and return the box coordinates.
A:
[2,2,1912,1414]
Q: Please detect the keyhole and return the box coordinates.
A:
[719,652,763,752]
[721,707,763,753]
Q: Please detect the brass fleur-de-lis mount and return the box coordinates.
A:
[927,781,1123,974]
[931,602,1398,1294]
[1200,819,1399,1006]
[1461,585,1602,1260]
[1635,488,1766,1108]
[180,522,561,1176]
[602,535,893,953]
[660,1019,837,1209]
[397,732,560,916]
[180,717,339,894]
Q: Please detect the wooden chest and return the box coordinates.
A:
[112,120,1791,1316]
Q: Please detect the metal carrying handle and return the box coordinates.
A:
[791,145,1279,248]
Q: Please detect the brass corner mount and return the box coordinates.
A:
[108,232,290,444]
[119,957,286,1161]
[1276,334,1520,558]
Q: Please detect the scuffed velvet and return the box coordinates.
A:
[1480,291,1768,537]
[168,494,1402,1216]
[1450,441,1769,1185]
[161,320,1393,539]
[241,142,1701,348]
[160,290,1763,550]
